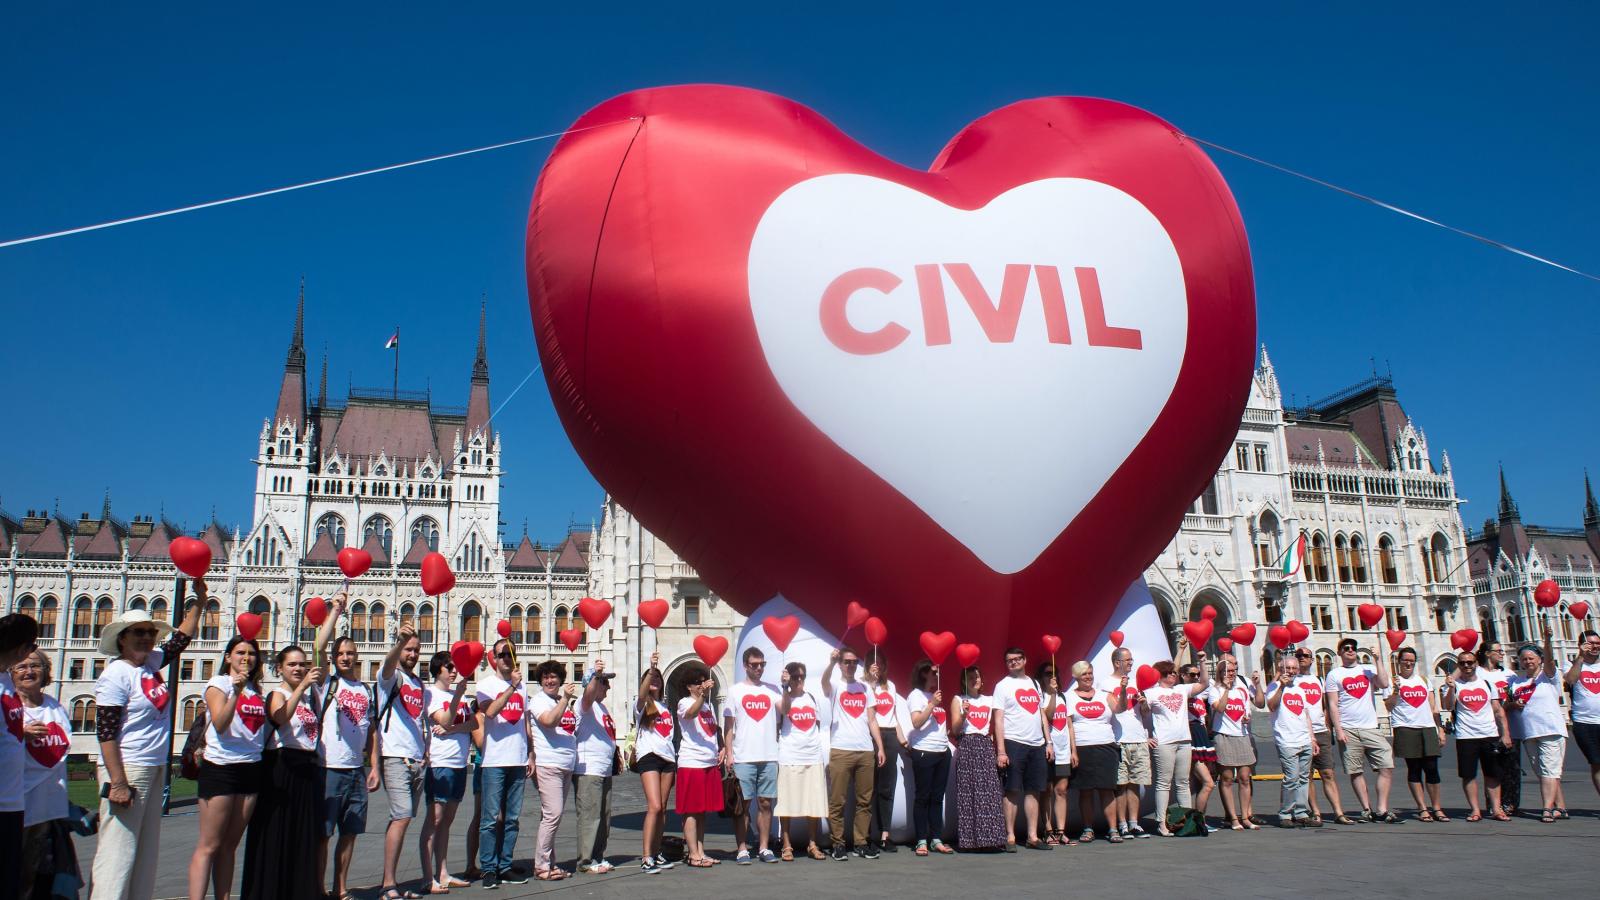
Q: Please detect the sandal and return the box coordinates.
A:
[1107,832,1124,844]
[1310,814,1323,825]
[427,885,450,896]
[443,877,469,888]
[914,841,929,857]
[1465,812,1482,822]
[1243,818,1261,831]
[1230,818,1245,831]
[933,839,955,853]
[1078,828,1095,843]
[807,843,827,860]
[686,857,715,868]
[1541,809,1555,823]
[536,868,570,881]
[1491,810,1511,822]
[1417,810,1434,822]
[1333,814,1357,825]
[1432,808,1451,822]
[1555,808,1569,820]
[781,846,795,861]
[381,890,421,900]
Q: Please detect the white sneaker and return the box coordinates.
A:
[655,854,676,870]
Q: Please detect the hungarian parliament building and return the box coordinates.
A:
[3,296,1597,756]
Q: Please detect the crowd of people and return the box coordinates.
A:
[0,589,1597,899]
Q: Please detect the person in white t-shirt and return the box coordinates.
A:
[864,654,909,855]
[633,652,676,874]
[1038,663,1072,846]
[905,658,954,856]
[376,624,428,900]
[91,580,203,900]
[1504,623,1567,821]
[724,647,783,864]
[1477,640,1521,816]
[1288,647,1346,826]
[1206,654,1262,831]
[776,661,829,861]
[1065,661,1128,842]
[418,651,473,894]
[1261,653,1321,828]
[529,658,581,882]
[1323,637,1397,823]
[1144,643,1209,835]
[1099,647,1152,839]
[1442,649,1512,822]
[673,664,725,868]
[11,649,75,898]
[0,615,43,898]
[1561,629,1600,802]
[188,635,269,900]
[1384,646,1448,822]
[950,666,1005,850]
[474,639,535,888]
[821,645,886,860]
[573,659,619,875]
[993,647,1053,852]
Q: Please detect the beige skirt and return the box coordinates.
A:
[774,763,828,818]
[1214,733,1257,768]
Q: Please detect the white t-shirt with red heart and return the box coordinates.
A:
[1067,690,1116,746]
[93,651,174,768]
[907,688,949,753]
[870,681,909,732]
[675,697,721,768]
[0,674,26,813]
[1570,661,1600,725]
[574,697,617,776]
[1480,666,1513,702]
[425,687,474,769]
[1324,665,1380,730]
[528,687,577,771]
[1294,675,1328,731]
[829,679,875,751]
[1505,673,1563,740]
[475,673,532,768]
[1388,675,1435,730]
[725,681,782,763]
[994,675,1046,747]
[20,696,70,826]
[1206,677,1253,737]
[1451,676,1499,739]
[269,683,321,752]
[635,698,677,763]
[203,676,269,765]
[318,675,374,770]
[1264,681,1312,748]
[1143,685,1192,745]
[1099,677,1148,743]
[378,668,427,761]
[779,691,826,765]
[956,694,993,737]
[1046,693,1073,758]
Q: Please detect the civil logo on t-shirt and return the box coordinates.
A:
[839,691,868,718]
[1458,686,1490,714]
[697,707,718,737]
[1282,692,1305,716]
[653,715,674,738]
[1075,700,1105,719]
[1512,682,1537,704]
[1581,670,1600,694]
[742,692,773,721]
[141,672,170,712]
[294,701,320,741]
[559,707,578,735]
[236,692,267,735]
[1189,697,1207,719]
[1050,704,1069,731]
[1298,680,1322,707]
[1489,676,1510,701]
[1399,685,1429,708]
[400,681,425,718]
[932,706,948,726]
[874,692,895,717]
[601,711,616,740]
[1224,696,1247,722]
[965,704,991,730]
[0,693,23,740]
[26,721,69,768]
[1014,687,1042,715]
[338,685,371,727]
[500,691,525,724]
[1340,675,1369,700]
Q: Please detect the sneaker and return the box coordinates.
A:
[880,840,898,853]
[855,846,880,860]
[641,858,660,875]
[481,871,500,890]
[1128,824,1150,839]
[736,849,753,865]
[1359,809,1376,823]
[830,844,848,861]
[654,854,675,870]
[758,849,778,863]
[499,869,530,885]
[585,860,614,874]
[1204,824,1220,834]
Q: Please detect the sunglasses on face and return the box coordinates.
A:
[747,661,766,669]
[841,659,859,666]
[495,652,514,661]
[1459,660,1476,667]
[129,628,159,638]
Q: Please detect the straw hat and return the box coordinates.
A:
[99,609,174,657]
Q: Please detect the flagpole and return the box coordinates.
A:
[393,325,399,399]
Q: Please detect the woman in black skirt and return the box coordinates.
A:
[242,596,342,900]
[950,666,1005,850]
[189,636,269,899]
[1066,660,1128,842]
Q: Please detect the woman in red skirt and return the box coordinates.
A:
[674,665,724,867]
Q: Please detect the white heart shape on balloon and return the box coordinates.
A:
[749,174,1189,573]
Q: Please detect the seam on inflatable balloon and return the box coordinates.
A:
[579,116,648,396]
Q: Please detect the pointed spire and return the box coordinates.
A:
[317,348,328,408]
[1498,464,1521,522]
[101,489,112,522]
[466,298,492,436]
[472,295,489,384]
[275,281,308,429]
[1256,343,1280,399]
[1584,469,1599,528]
[286,277,306,370]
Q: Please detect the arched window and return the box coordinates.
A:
[1309,533,1331,582]
[128,597,146,612]
[1194,479,1220,516]
[364,516,393,556]
[1378,536,1399,584]
[15,595,36,618]
[418,603,435,645]
[149,597,168,622]
[527,605,542,645]
[350,602,368,644]
[368,603,386,644]
[248,597,272,648]
[1478,605,1499,645]
[1560,604,1575,641]
[554,605,570,637]
[315,513,347,550]
[1434,657,1457,679]
[507,605,524,644]
[37,597,58,639]
[1334,535,1352,583]
[1315,650,1335,680]
[399,603,417,642]
[1349,535,1369,583]
[94,598,114,637]
[201,600,221,641]
[71,697,97,734]
[410,517,440,552]
[1429,534,1450,585]
[460,601,481,645]
[72,597,93,639]
[182,696,204,731]
[1255,511,1280,568]
[1504,603,1527,644]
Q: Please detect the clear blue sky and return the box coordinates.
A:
[2,3,1596,543]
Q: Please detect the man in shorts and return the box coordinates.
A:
[376,624,426,898]
[725,647,783,863]
[1324,637,1397,822]
[992,648,1053,851]
[1102,647,1153,838]
[319,635,380,899]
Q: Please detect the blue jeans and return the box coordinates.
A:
[1277,743,1312,820]
[478,766,526,873]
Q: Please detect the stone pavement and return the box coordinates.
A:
[86,743,1598,900]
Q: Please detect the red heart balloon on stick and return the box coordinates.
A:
[1041,634,1062,655]
[1182,620,1213,647]
[168,537,212,579]
[1534,579,1561,608]
[845,601,871,632]
[1385,629,1406,651]
[954,643,982,669]
[693,634,729,667]
[763,615,800,652]
[863,616,888,646]
[1267,625,1291,650]
[1216,637,1234,653]
[1357,603,1385,629]
[337,547,373,580]
[1135,664,1159,692]
[450,640,485,673]
[303,597,329,628]
[919,631,957,664]
[1109,630,1124,648]
[1200,605,1218,621]
[578,597,613,630]
[559,629,584,652]
[1286,620,1310,643]
[496,620,512,639]
[1229,623,1256,646]
[637,598,669,629]
[1570,601,1590,621]
[420,552,456,596]
[1450,628,1479,652]
[235,612,263,642]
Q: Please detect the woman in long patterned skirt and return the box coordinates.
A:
[949,666,1005,850]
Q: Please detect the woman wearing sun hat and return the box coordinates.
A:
[90,579,203,900]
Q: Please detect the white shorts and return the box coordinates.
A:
[1524,734,1566,780]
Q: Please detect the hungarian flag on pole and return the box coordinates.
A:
[1282,531,1306,578]
[384,331,399,349]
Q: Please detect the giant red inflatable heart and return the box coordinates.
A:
[420,552,456,596]
[169,537,211,579]
[527,86,1254,667]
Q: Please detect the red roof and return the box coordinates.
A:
[1284,422,1379,467]
[551,534,588,570]
[79,525,124,560]
[133,523,181,560]
[359,531,389,568]
[200,523,231,560]
[305,530,340,564]
[398,534,431,568]
[507,535,546,571]
[18,520,68,558]
[327,400,442,467]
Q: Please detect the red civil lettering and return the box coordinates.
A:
[1077,267,1142,350]
[943,263,1032,344]
[819,267,909,355]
